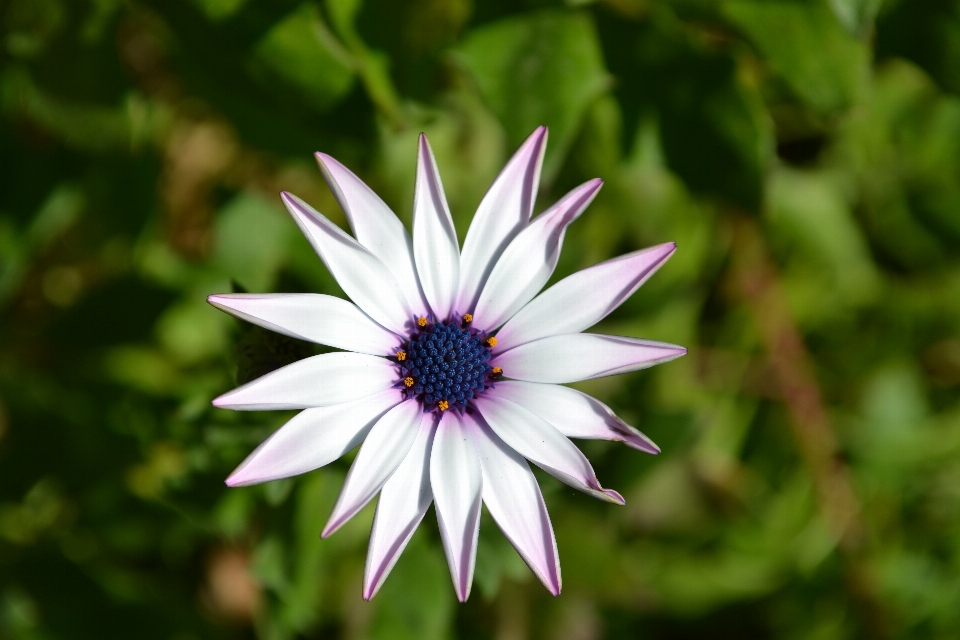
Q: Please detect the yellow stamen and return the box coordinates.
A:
[486,336,498,347]
[403,377,414,388]
[396,350,406,361]
[462,313,473,323]
[492,367,502,375]
[438,400,449,411]
[417,316,428,327]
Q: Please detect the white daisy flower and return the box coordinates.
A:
[208,127,686,601]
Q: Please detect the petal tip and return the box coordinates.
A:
[603,488,626,505]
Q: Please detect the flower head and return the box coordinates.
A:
[208,127,686,601]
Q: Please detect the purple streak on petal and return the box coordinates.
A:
[486,381,659,454]
[281,192,413,333]
[225,389,404,487]
[494,242,676,353]
[466,411,561,596]
[457,126,547,313]
[413,134,461,319]
[472,179,602,332]
[211,352,398,411]
[321,399,424,538]
[207,293,400,356]
[430,410,482,602]
[363,412,437,600]
[315,153,428,313]
[475,395,625,505]
[491,334,686,384]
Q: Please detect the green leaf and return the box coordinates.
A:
[455,10,612,182]
[213,191,292,293]
[626,22,773,211]
[252,2,356,111]
[723,0,869,113]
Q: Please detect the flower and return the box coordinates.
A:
[208,127,686,601]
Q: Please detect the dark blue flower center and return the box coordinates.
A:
[397,320,496,412]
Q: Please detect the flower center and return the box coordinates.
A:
[396,317,499,412]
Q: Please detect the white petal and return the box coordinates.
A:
[494,242,676,353]
[492,334,686,384]
[281,192,413,334]
[212,352,398,411]
[363,414,437,600]
[486,381,659,454]
[472,179,602,331]
[225,389,404,486]
[467,412,561,595]
[322,399,425,537]
[475,395,624,504]
[413,134,460,319]
[430,410,482,602]
[315,153,428,313]
[207,293,400,356]
[456,126,547,313]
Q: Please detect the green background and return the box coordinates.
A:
[2,0,960,638]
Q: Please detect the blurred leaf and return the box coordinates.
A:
[628,22,773,211]
[213,191,292,292]
[252,2,356,111]
[724,0,869,113]
[191,0,249,21]
[369,527,454,640]
[827,0,881,36]
[456,9,612,182]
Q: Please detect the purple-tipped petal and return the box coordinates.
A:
[486,381,659,454]
[494,242,676,353]
[226,390,404,487]
[363,414,437,600]
[467,412,561,596]
[281,192,413,333]
[472,179,602,331]
[207,293,400,356]
[492,334,686,384]
[212,352,397,411]
[322,399,425,538]
[316,153,428,313]
[456,126,547,313]
[413,134,460,319]
[475,395,625,505]
[430,410,482,602]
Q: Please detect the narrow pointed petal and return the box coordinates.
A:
[413,134,460,319]
[475,395,624,504]
[281,192,413,333]
[430,410,482,602]
[467,412,561,595]
[494,242,676,353]
[492,334,686,384]
[363,414,437,600]
[226,390,404,487]
[208,293,400,356]
[315,153,428,312]
[486,381,659,454]
[212,352,397,411]
[456,126,547,312]
[472,179,602,331]
[322,399,424,537]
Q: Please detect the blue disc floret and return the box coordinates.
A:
[397,317,497,412]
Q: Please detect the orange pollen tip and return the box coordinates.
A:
[438,400,449,411]
[492,367,502,375]
[417,316,428,327]
[396,350,406,361]
[462,313,473,323]
[486,336,498,347]
[403,377,414,388]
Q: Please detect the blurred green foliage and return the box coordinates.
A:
[2,0,960,638]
